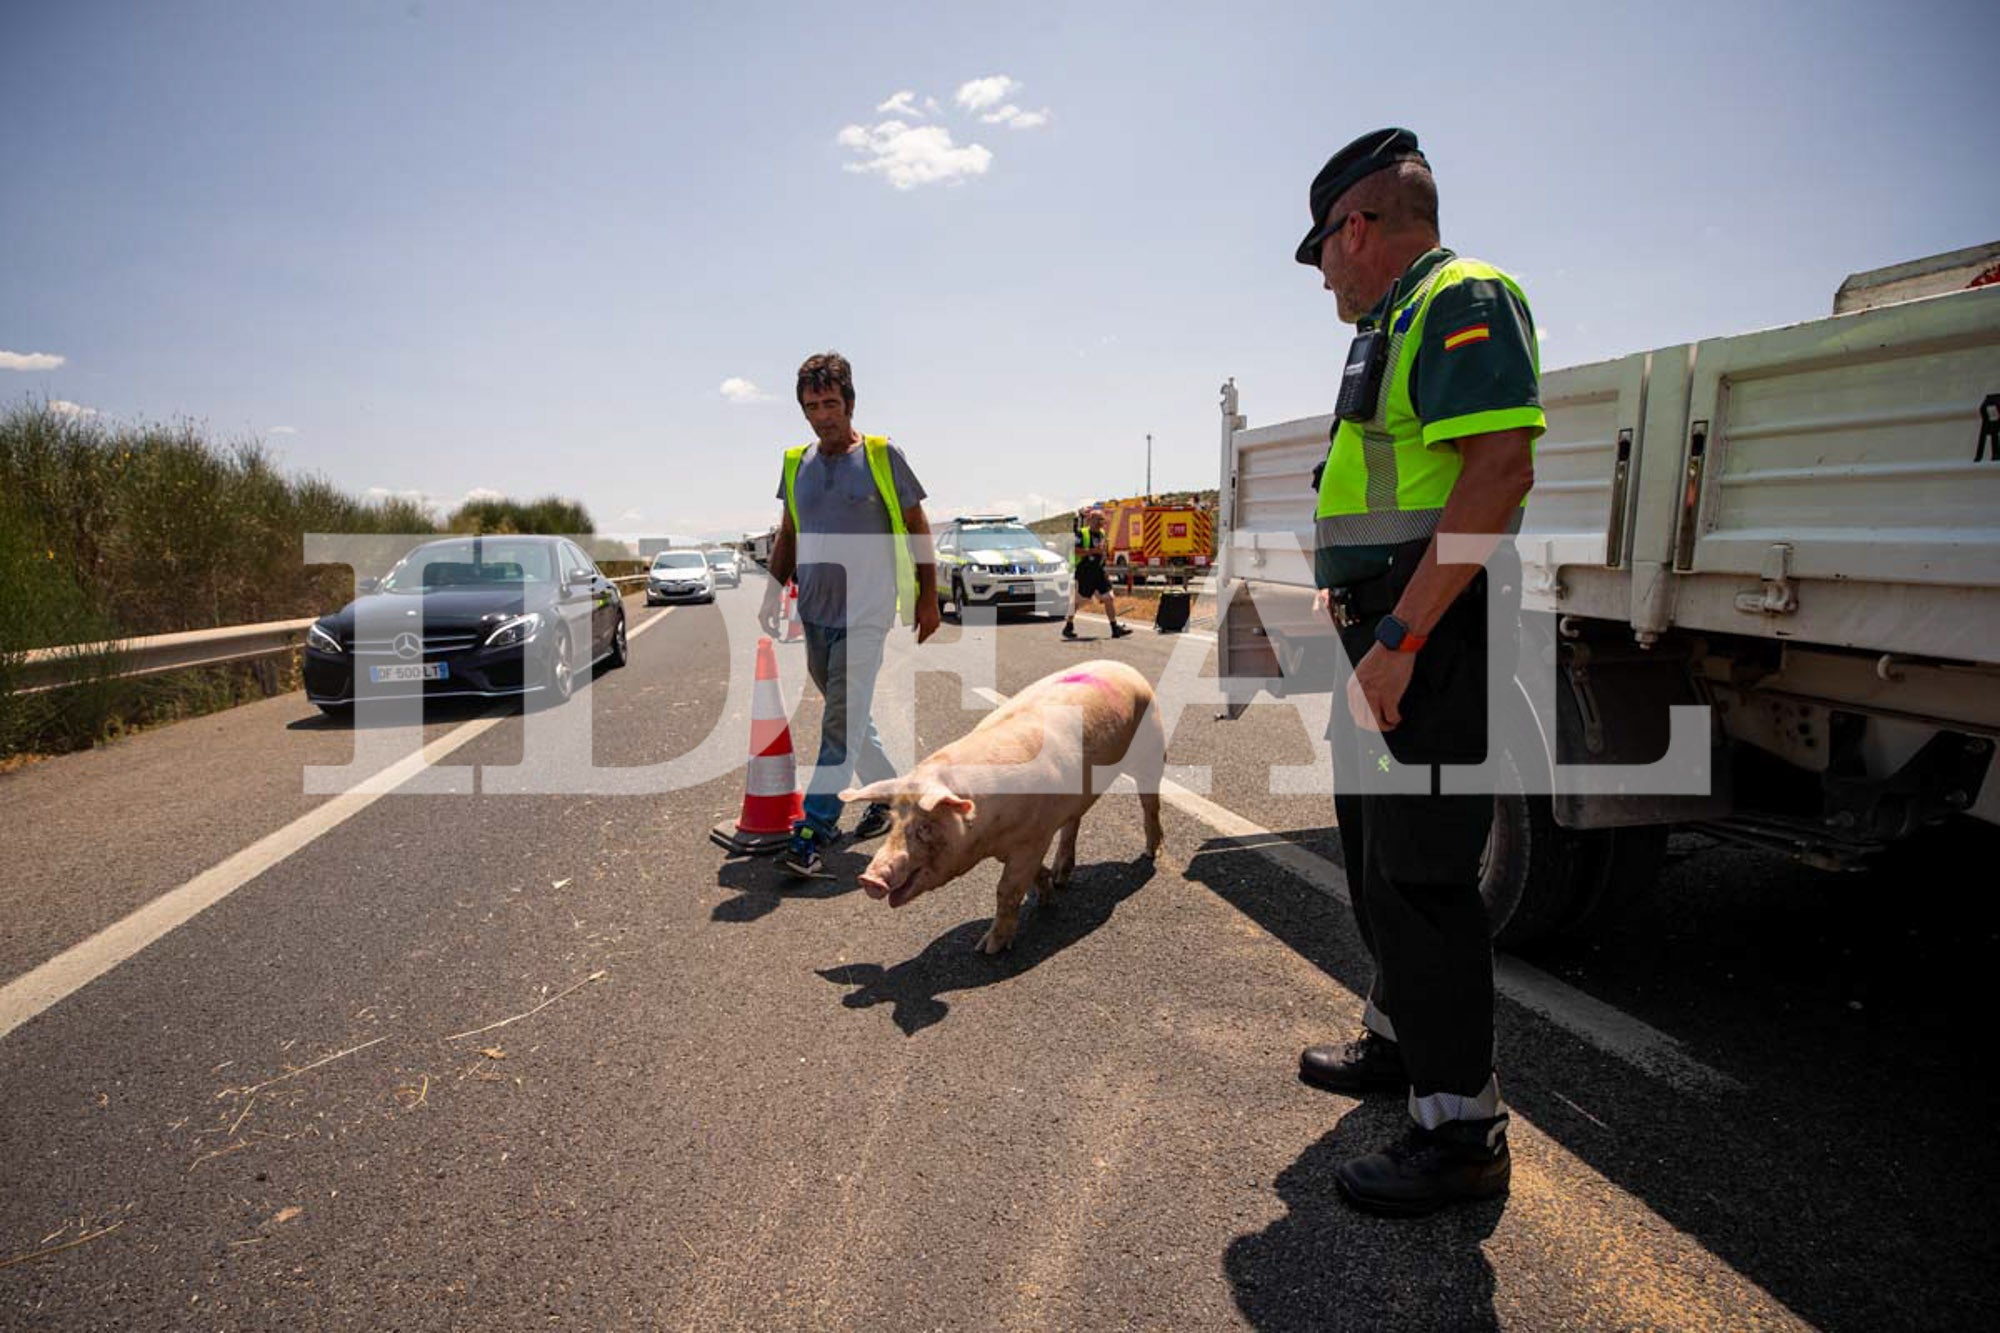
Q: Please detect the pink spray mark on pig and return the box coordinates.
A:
[1056,671,1125,698]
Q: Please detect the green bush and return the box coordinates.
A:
[0,402,599,758]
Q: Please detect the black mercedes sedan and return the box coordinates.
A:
[304,535,628,717]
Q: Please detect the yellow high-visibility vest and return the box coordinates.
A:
[782,436,916,624]
[1315,255,1539,546]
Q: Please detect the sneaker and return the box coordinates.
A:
[782,824,830,877]
[1110,623,1133,638]
[1061,622,1078,640]
[1335,1123,1511,1217]
[1299,1030,1405,1095]
[851,802,894,841]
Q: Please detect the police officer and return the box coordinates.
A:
[1291,129,1542,1215]
[1061,506,1131,640]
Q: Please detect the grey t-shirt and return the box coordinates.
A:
[775,440,926,629]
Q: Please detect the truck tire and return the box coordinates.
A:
[1482,788,1601,949]
[1482,789,1671,950]
[1553,823,1670,943]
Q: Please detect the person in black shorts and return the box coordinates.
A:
[1062,506,1131,640]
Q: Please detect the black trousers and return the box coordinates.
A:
[1327,540,1519,1110]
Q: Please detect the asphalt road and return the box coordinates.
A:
[2,584,1996,1330]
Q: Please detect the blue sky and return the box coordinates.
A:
[4,0,1995,542]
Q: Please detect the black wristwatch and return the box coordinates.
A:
[1374,614,1427,654]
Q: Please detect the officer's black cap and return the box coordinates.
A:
[1295,128,1427,266]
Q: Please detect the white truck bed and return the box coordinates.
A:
[1221,282,2000,670]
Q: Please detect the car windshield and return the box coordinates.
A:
[380,539,555,591]
[704,552,736,567]
[957,526,1045,551]
[653,552,708,571]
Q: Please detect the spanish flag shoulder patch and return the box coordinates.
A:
[1443,323,1491,352]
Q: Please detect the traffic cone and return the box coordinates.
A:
[782,581,804,643]
[709,635,805,856]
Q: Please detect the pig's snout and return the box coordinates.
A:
[859,848,909,903]
[858,847,924,908]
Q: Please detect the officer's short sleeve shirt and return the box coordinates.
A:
[1410,273,1545,450]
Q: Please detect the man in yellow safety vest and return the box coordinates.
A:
[1061,505,1131,640]
[761,351,940,878]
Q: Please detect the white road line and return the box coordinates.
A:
[629,607,674,641]
[969,685,1740,1097]
[0,605,677,1045]
[0,714,507,1042]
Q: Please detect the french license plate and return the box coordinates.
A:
[369,663,448,684]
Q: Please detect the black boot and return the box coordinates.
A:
[1335,1119,1510,1217]
[1298,1030,1404,1095]
[1061,620,1078,640]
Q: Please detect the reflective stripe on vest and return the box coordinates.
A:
[1314,256,1537,547]
[782,436,916,624]
[1072,526,1103,568]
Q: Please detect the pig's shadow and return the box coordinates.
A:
[711,849,867,923]
[816,855,1158,1035]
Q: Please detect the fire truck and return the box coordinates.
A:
[1097,495,1216,586]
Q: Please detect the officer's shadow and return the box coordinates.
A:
[711,849,868,923]
[815,856,1157,1036]
[1225,1101,1502,1333]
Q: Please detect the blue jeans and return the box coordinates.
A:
[800,622,897,834]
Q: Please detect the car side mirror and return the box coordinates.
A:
[568,568,596,586]
[358,576,381,594]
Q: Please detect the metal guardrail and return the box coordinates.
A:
[11,576,653,695]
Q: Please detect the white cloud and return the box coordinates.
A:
[267,425,299,435]
[1,350,65,371]
[616,508,646,524]
[980,104,1053,129]
[875,90,924,118]
[837,120,992,190]
[48,399,96,417]
[461,486,507,505]
[955,75,1019,113]
[363,486,448,519]
[720,376,772,404]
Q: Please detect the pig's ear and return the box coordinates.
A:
[917,781,975,819]
[840,779,907,805]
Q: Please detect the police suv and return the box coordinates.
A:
[935,515,1071,617]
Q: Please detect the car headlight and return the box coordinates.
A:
[484,612,542,649]
[307,622,342,654]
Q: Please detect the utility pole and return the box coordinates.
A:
[1145,433,1153,499]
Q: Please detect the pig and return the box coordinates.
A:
[839,659,1166,954]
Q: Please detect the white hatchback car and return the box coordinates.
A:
[704,549,743,588]
[646,550,715,604]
